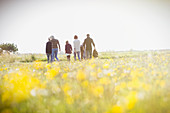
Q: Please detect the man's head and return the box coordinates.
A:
[74,35,78,39]
[50,35,54,40]
[66,40,69,44]
[87,34,90,37]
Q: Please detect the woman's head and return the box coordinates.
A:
[74,35,78,39]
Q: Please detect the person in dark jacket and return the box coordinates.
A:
[83,34,95,59]
[46,38,52,63]
[65,41,72,61]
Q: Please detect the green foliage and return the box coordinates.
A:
[31,55,36,61]
[0,48,2,55]
[0,43,18,53]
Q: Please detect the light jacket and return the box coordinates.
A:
[73,39,80,52]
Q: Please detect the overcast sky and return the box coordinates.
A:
[0,0,170,53]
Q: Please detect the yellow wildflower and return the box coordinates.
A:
[66,96,74,104]
[93,85,104,97]
[1,72,41,103]
[81,80,89,88]
[76,70,86,81]
[62,83,71,96]
[103,63,109,69]
[45,64,51,69]
[111,105,123,113]
[126,91,137,110]
[33,62,44,70]
[99,77,110,85]
[45,68,60,80]
[62,73,68,80]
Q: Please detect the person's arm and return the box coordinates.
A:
[70,45,72,53]
[83,39,86,48]
[46,43,48,54]
[78,40,81,51]
[57,40,61,51]
[65,45,66,53]
[91,39,95,49]
[73,41,76,52]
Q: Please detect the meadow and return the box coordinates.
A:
[0,50,170,113]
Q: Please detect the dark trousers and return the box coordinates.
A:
[46,53,52,63]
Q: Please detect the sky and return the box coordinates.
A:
[0,0,170,53]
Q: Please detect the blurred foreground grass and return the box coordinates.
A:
[0,50,170,113]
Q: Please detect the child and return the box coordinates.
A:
[65,41,72,61]
[80,44,85,60]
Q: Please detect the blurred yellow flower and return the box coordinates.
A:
[62,83,71,96]
[111,105,123,113]
[76,70,86,81]
[1,72,42,104]
[131,70,144,77]
[93,85,104,97]
[99,77,110,85]
[91,64,96,68]
[45,64,51,69]
[81,80,89,88]
[160,80,165,88]
[103,63,109,69]
[33,62,44,70]
[126,91,138,110]
[45,68,60,80]
[107,72,111,76]
[66,96,74,104]
[62,73,68,80]
[98,68,102,73]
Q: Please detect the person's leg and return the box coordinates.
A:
[67,56,69,61]
[83,50,86,59]
[69,55,71,61]
[81,51,83,60]
[67,55,70,61]
[49,54,52,63]
[55,48,59,61]
[77,52,80,60]
[86,50,88,59]
[74,52,76,61]
[90,50,92,59]
[52,49,55,62]
[86,50,90,59]
[47,54,49,63]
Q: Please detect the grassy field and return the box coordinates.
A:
[0,50,170,113]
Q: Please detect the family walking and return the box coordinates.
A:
[46,34,98,63]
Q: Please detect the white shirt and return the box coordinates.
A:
[73,39,80,52]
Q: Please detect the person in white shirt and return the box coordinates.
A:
[73,35,81,61]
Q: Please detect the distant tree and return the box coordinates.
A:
[0,43,18,53]
[0,48,2,55]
